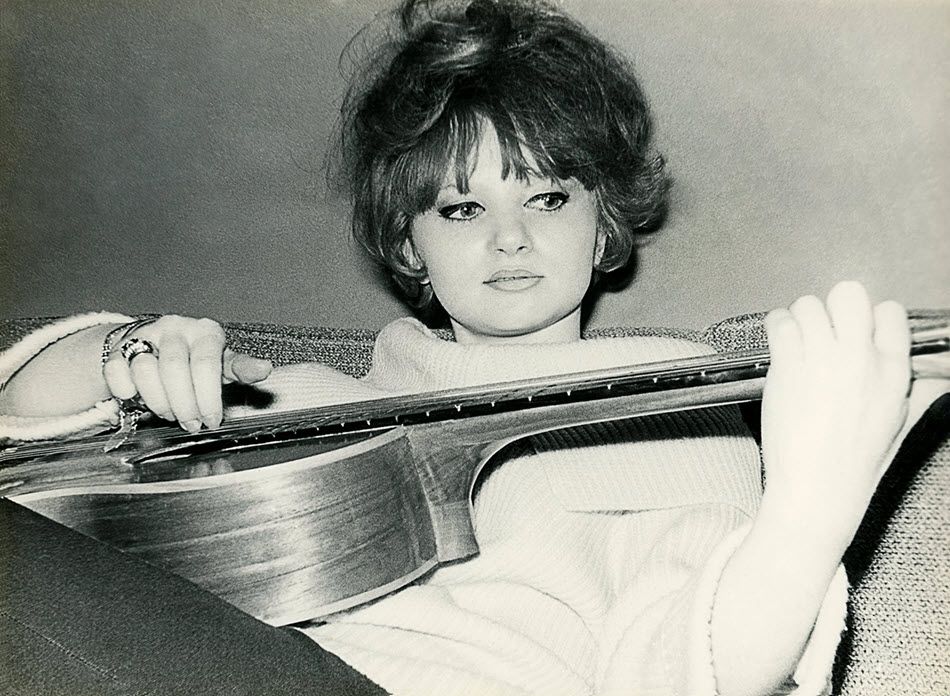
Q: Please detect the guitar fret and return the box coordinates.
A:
[2,317,945,463]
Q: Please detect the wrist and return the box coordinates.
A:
[757,484,866,561]
[100,315,160,368]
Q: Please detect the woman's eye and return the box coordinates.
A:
[438,201,484,221]
[526,192,568,212]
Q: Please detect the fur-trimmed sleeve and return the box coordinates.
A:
[599,520,848,695]
[682,525,847,695]
[0,312,133,442]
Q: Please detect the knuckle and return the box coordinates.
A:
[832,279,862,294]
[765,310,796,338]
[195,318,226,341]
[790,294,821,311]
[156,313,183,328]
[148,314,182,339]
[876,299,907,319]
[827,280,868,305]
[196,316,222,331]
[765,308,791,325]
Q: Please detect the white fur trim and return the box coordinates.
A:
[0,312,133,442]
[687,523,753,694]
[790,565,849,694]
[686,524,847,695]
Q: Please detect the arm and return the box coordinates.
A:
[711,281,948,696]
[0,322,119,417]
[0,314,272,435]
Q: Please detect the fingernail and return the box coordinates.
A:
[204,412,223,429]
[182,419,202,433]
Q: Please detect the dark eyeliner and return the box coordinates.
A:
[528,191,569,210]
[438,201,481,220]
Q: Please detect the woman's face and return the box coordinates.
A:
[410,127,603,345]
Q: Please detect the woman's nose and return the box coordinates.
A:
[491,215,532,255]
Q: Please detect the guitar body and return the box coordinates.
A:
[2,379,766,625]
[11,426,476,626]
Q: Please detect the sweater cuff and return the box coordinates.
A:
[0,311,134,442]
[686,524,847,695]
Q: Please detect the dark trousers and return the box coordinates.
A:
[0,499,385,696]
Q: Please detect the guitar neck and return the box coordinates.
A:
[218,315,950,436]
[4,314,947,462]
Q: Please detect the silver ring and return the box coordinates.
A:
[118,394,148,412]
[120,337,158,366]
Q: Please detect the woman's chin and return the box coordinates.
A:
[450,310,582,345]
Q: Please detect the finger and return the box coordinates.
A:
[223,350,272,384]
[103,353,138,400]
[826,280,873,345]
[872,301,911,359]
[764,308,803,369]
[788,294,833,356]
[874,301,912,396]
[229,353,273,384]
[129,353,174,421]
[189,327,227,429]
[221,349,238,384]
[157,334,202,432]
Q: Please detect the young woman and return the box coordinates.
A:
[1,1,945,694]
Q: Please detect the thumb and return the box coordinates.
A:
[223,349,273,384]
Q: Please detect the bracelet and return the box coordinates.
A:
[99,315,159,450]
[100,315,159,366]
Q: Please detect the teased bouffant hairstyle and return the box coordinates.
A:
[340,0,670,308]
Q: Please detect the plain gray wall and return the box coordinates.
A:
[2,0,948,330]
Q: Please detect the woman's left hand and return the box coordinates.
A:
[759,281,933,518]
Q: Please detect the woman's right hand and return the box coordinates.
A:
[102,315,273,432]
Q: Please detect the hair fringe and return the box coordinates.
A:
[334,0,671,309]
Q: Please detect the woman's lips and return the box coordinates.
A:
[484,269,543,291]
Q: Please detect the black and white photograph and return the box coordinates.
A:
[1,1,948,694]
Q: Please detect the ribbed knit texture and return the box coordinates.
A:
[231,317,843,696]
[0,315,848,694]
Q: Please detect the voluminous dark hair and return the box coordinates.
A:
[339,0,670,308]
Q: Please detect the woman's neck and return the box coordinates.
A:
[450,307,583,346]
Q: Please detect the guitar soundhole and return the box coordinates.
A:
[132,429,384,483]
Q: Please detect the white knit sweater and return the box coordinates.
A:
[0,314,847,695]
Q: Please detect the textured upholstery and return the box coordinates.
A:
[218,321,705,376]
[1,316,947,694]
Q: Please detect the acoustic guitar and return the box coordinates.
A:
[2,313,947,626]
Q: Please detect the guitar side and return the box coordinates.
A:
[4,377,766,626]
[11,427,448,626]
